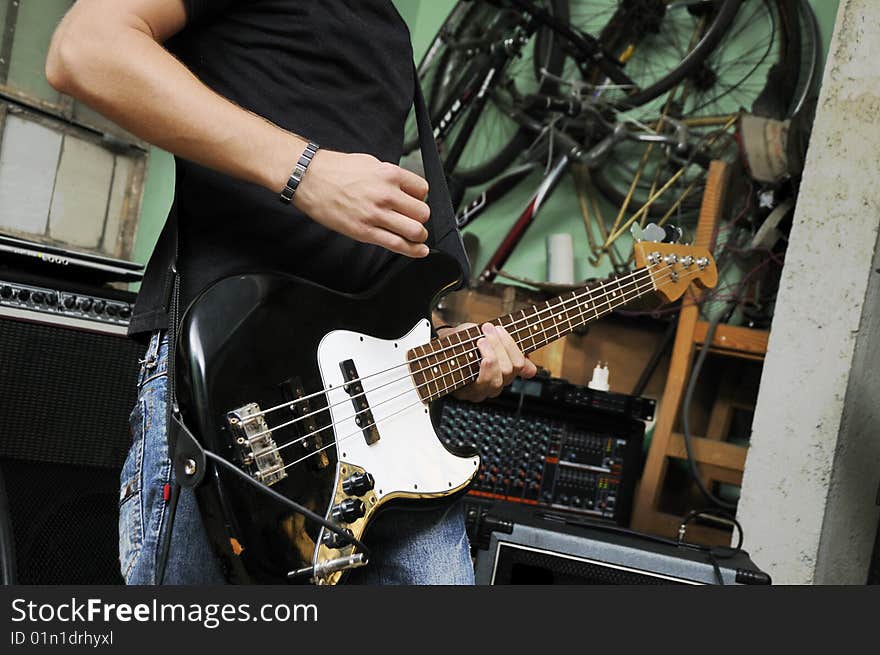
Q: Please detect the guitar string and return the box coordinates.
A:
[243,262,684,445]
[270,264,704,476]
[242,263,665,441]
[250,263,696,466]
[241,255,683,422]
[241,265,658,441]
[242,256,691,436]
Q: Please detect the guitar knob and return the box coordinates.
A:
[330,498,365,524]
[342,472,374,496]
[322,528,354,550]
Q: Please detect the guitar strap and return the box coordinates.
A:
[156,66,470,582]
[410,64,472,284]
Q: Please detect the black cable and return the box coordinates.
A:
[0,467,17,585]
[681,308,738,510]
[203,450,371,558]
[632,316,677,397]
[680,508,745,585]
[681,509,744,552]
[156,482,180,585]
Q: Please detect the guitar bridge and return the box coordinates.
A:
[227,402,288,485]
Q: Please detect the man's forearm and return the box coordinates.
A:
[46,1,300,194]
[46,0,434,259]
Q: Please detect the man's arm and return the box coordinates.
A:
[45,0,431,258]
[47,0,535,399]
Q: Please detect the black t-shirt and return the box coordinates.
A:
[128,0,415,336]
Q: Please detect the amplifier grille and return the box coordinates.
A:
[494,543,690,585]
[0,317,142,469]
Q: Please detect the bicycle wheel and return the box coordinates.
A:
[548,0,742,109]
[403,0,569,187]
[588,0,812,219]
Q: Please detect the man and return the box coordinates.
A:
[46,0,536,585]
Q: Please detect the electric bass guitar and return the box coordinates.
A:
[173,227,717,584]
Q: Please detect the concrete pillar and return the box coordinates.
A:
[738,0,880,584]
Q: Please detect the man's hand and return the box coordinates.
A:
[45,0,433,259]
[294,151,431,259]
[438,323,538,402]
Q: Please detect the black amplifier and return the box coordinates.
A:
[0,266,141,583]
[473,503,771,585]
[438,376,653,537]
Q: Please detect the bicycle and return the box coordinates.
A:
[405,0,745,187]
[434,1,819,281]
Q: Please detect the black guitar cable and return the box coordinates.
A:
[202,450,371,558]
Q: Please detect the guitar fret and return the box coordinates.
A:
[434,338,451,398]
[614,275,625,308]
[406,267,667,402]
[565,291,576,332]
[531,305,542,351]
[552,297,562,340]
[422,344,440,401]
[451,331,465,388]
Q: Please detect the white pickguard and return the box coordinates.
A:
[316,319,479,501]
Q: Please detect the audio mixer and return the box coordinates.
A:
[437,376,652,539]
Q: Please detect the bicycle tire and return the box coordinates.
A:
[590,0,808,217]
[404,0,569,187]
[609,0,744,110]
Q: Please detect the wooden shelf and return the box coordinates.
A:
[631,161,766,547]
[693,321,769,359]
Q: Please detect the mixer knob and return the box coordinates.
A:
[32,291,45,304]
[106,304,119,316]
[45,292,57,306]
[0,285,12,299]
[18,289,30,302]
[77,297,93,312]
[93,300,107,314]
[118,305,132,319]
[63,295,76,309]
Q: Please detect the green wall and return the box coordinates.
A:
[133,0,841,287]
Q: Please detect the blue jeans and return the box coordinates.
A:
[119,331,474,585]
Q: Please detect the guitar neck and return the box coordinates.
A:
[408,266,658,402]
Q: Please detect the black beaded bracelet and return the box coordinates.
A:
[279,141,320,204]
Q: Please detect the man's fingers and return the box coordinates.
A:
[477,337,503,397]
[377,210,429,244]
[495,325,526,370]
[386,190,430,224]
[522,357,538,379]
[365,227,428,258]
[482,323,513,383]
[396,166,430,199]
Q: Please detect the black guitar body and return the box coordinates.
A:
[174,251,464,584]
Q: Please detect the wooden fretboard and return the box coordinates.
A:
[407,266,657,402]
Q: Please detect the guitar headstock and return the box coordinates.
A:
[632,225,718,302]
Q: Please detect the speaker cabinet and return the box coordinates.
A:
[474,504,770,585]
[0,301,142,584]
